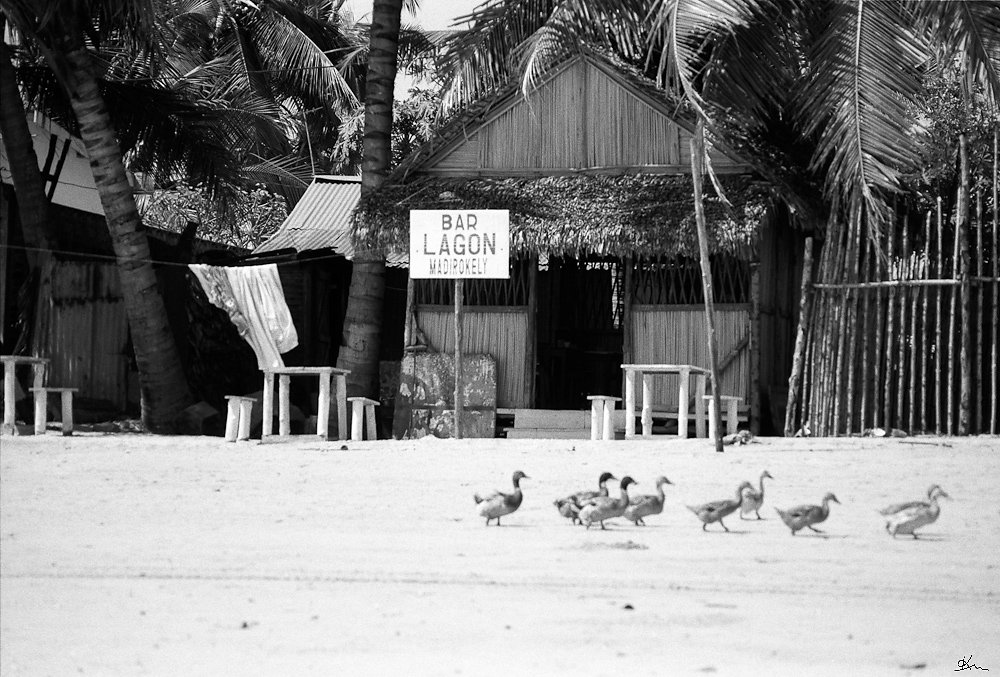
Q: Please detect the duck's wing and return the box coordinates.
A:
[474,489,505,504]
[782,504,821,521]
[879,499,929,516]
[629,493,658,508]
[571,489,601,503]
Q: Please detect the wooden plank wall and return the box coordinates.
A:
[433,61,740,173]
[36,261,129,409]
[631,306,750,409]
[416,307,529,408]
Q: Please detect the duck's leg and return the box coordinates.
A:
[755,510,763,520]
[600,521,607,530]
[720,519,730,532]
[911,533,919,540]
[701,522,708,532]
[807,525,824,533]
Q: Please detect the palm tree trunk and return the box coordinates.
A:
[0,27,56,264]
[338,0,402,398]
[58,43,192,432]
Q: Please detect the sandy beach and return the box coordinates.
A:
[1,433,997,676]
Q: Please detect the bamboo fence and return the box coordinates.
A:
[787,143,999,436]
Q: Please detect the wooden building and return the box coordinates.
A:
[354,51,806,434]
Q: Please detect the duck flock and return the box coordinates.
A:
[473,470,950,537]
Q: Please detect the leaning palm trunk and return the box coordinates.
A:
[58,44,192,431]
[0,28,55,264]
[338,0,402,398]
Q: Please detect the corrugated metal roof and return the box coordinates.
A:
[253,176,361,256]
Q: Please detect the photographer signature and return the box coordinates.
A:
[956,655,989,671]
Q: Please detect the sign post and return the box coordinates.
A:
[410,210,510,438]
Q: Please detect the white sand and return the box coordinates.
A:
[1,433,997,676]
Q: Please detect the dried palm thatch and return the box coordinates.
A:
[353,173,769,262]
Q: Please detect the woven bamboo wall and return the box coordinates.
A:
[416,307,529,408]
[433,61,738,172]
[36,261,129,409]
[630,306,750,409]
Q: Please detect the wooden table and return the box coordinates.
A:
[2,356,49,435]
[261,367,350,440]
[621,364,710,439]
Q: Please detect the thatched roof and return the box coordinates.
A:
[353,174,770,261]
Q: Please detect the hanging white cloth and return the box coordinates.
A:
[189,263,298,369]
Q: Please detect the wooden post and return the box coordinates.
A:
[278,374,291,436]
[403,276,415,347]
[947,190,960,435]
[884,224,896,430]
[690,122,723,452]
[785,237,814,436]
[839,216,862,434]
[262,371,274,438]
[749,261,761,435]
[317,372,331,440]
[958,133,972,435]
[918,212,931,433]
[873,234,885,431]
[975,188,984,432]
[897,224,909,431]
[624,369,636,438]
[935,197,944,433]
[335,372,348,441]
[58,390,74,435]
[224,398,239,442]
[992,127,999,434]
[525,257,538,407]
[454,278,464,439]
[622,257,634,366]
[2,359,15,435]
[859,232,873,432]
[33,388,47,435]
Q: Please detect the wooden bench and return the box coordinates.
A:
[586,395,621,441]
[29,387,78,436]
[224,396,257,442]
[347,397,379,442]
[702,395,744,438]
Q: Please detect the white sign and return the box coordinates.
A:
[409,210,510,279]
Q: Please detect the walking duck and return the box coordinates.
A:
[624,476,673,526]
[740,470,774,520]
[687,481,755,532]
[880,485,949,538]
[775,493,840,535]
[474,471,528,526]
[554,472,617,524]
[578,476,637,530]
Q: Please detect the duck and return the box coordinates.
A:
[474,470,528,526]
[687,481,754,532]
[578,476,637,530]
[740,470,774,520]
[775,493,840,535]
[880,485,950,539]
[554,472,617,524]
[623,476,673,526]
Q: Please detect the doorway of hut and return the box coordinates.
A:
[536,257,624,409]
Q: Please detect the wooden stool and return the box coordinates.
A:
[702,395,743,439]
[29,387,78,436]
[347,396,379,442]
[224,396,257,442]
[587,395,621,441]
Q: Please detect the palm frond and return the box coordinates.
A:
[798,0,928,232]
[240,154,314,206]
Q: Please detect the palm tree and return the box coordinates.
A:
[436,0,1000,234]
[1,0,194,431]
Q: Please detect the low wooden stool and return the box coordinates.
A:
[347,396,379,442]
[702,395,743,439]
[587,395,621,441]
[224,396,257,442]
[29,387,78,436]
